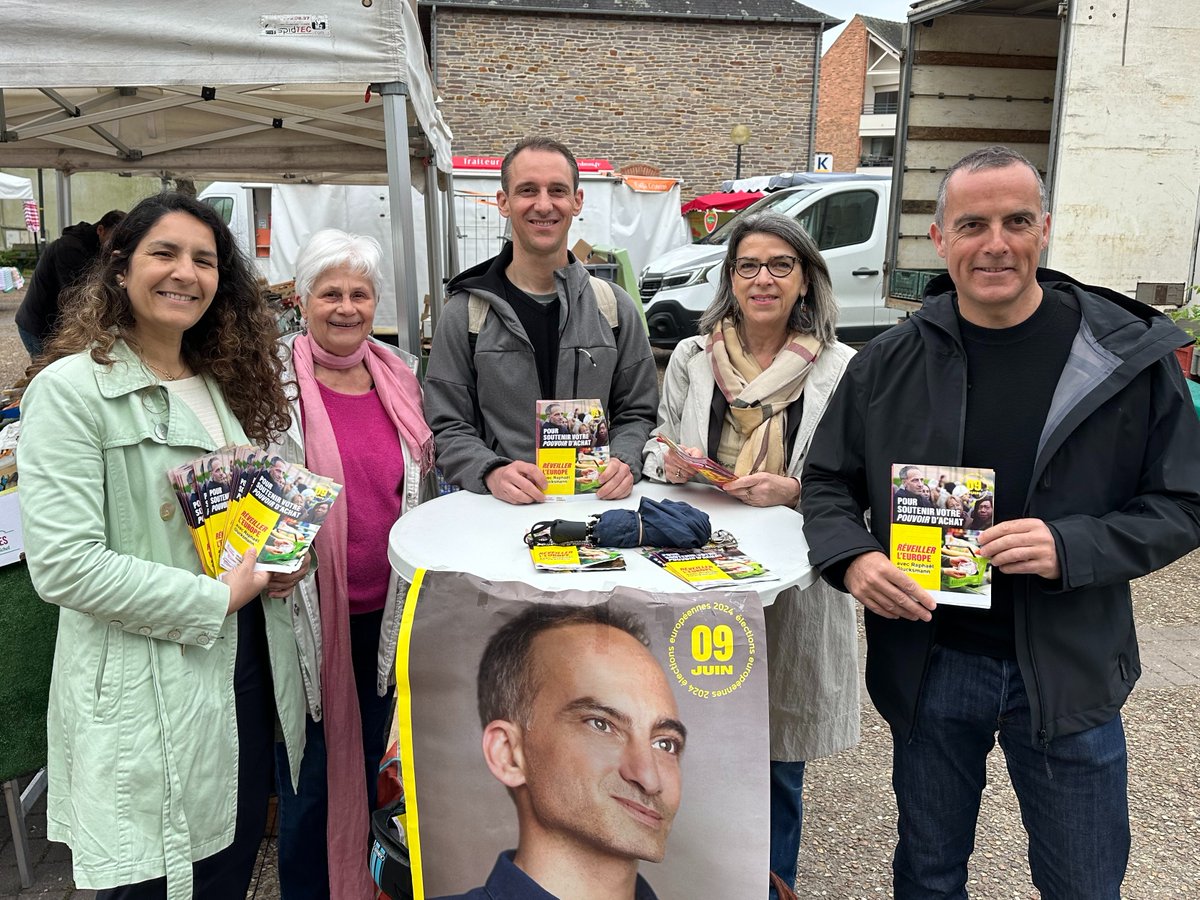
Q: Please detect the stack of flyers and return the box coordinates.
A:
[528,545,626,572]
[168,445,342,575]
[655,434,737,485]
[641,544,779,591]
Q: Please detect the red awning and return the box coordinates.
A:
[680,191,763,215]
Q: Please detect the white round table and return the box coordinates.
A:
[388,480,816,604]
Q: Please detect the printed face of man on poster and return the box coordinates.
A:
[473,605,687,898]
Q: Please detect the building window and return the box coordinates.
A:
[871,91,899,115]
[860,137,895,169]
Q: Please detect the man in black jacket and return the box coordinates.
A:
[801,146,1200,899]
[15,209,125,356]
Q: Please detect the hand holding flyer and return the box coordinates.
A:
[655,434,737,485]
[168,446,342,576]
[889,463,995,609]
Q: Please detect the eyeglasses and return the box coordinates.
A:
[732,256,802,279]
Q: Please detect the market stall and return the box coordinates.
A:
[0,0,455,354]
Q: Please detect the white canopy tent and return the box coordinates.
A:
[0,0,455,354]
[0,172,33,201]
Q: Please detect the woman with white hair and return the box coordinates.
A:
[274,229,435,899]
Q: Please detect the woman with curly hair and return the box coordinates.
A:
[18,192,308,900]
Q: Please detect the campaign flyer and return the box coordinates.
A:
[395,571,770,899]
[889,464,995,609]
[535,399,610,497]
[654,434,737,486]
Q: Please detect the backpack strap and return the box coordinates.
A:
[467,278,620,348]
[467,293,489,349]
[589,275,620,330]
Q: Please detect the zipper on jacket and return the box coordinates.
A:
[573,348,596,396]
[1024,576,1050,750]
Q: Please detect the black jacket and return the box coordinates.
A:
[800,271,1200,743]
[15,221,101,340]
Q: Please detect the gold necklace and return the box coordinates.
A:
[142,357,188,382]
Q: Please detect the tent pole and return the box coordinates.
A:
[55,171,71,233]
[423,158,444,334]
[444,170,460,281]
[36,170,46,242]
[380,82,420,357]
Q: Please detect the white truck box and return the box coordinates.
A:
[887,0,1200,308]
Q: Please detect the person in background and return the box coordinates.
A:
[272,228,435,900]
[423,136,657,504]
[967,492,994,530]
[18,192,305,899]
[642,211,860,899]
[16,209,126,357]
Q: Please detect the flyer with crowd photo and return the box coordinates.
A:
[168,446,341,576]
[642,545,778,591]
[394,571,770,899]
[535,398,610,496]
[654,434,737,485]
[889,463,995,609]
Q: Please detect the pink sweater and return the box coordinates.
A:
[317,381,406,615]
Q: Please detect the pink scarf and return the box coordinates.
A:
[291,333,433,900]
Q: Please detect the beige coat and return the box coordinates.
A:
[644,335,860,760]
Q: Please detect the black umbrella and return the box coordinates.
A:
[525,497,711,549]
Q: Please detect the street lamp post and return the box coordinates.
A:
[730,124,751,181]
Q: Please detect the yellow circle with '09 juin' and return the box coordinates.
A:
[666,601,756,700]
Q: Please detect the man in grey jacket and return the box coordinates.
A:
[424,138,657,503]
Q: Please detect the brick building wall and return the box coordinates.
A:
[814,15,867,173]
[429,10,823,192]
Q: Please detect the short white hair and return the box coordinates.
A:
[294,228,383,302]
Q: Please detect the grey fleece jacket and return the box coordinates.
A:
[423,250,659,493]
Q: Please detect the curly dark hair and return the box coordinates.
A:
[23,192,290,444]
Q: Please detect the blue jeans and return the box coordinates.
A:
[768,759,806,899]
[892,645,1129,900]
[275,609,395,900]
[17,324,43,358]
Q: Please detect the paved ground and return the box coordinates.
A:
[2,294,1198,897]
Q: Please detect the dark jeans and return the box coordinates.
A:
[768,759,806,899]
[17,323,43,358]
[275,608,395,900]
[892,645,1129,900]
[96,602,276,900]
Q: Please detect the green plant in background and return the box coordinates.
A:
[0,245,39,274]
[1168,289,1200,346]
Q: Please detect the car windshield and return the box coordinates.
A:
[697,188,819,245]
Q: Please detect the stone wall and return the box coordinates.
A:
[430,10,823,192]
[814,15,867,173]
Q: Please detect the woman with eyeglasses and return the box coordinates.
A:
[642,210,860,899]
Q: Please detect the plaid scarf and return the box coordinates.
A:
[706,318,822,476]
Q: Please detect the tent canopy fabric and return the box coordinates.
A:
[0,0,452,180]
[0,0,456,354]
[680,191,764,215]
[0,173,33,201]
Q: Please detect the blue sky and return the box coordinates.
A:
[816,1,914,50]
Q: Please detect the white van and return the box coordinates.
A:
[640,177,894,346]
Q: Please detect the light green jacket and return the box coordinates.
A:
[18,341,306,898]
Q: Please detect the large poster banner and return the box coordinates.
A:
[395,570,770,899]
